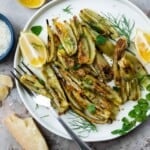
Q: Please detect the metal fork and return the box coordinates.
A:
[11,63,92,150]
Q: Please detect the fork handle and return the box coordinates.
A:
[58,117,92,150]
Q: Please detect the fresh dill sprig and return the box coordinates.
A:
[40,114,49,118]
[35,104,39,110]
[105,13,135,44]
[63,5,73,15]
[68,111,97,137]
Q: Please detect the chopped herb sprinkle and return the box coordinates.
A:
[96,35,107,45]
[87,104,96,114]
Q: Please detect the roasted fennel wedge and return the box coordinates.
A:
[70,16,82,42]
[20,67,69,114]
[46,19,56,62]
[77,26,96,65]
[80,8,119,39]
[53,18,77,56]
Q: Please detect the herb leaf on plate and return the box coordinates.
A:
[63,5,73,15]
[31,25,43,36]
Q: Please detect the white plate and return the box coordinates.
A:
[14,0,150,142]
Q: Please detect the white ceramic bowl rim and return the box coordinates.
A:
[0,13,15,61]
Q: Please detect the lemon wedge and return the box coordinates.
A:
[135,29,150,63]
[18,0,46,8]
[19,32,47,68]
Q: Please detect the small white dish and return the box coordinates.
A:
[0,14,15,61]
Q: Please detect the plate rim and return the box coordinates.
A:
[14,0,150,142]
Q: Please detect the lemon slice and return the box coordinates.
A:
[135,29,150,63]
[18,0,46,8]
[19,32,47,68]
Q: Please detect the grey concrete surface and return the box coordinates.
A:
[0,0,150,150]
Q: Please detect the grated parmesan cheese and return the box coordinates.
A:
[0,20,11,56]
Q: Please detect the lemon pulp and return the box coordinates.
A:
[19,32,47,68]
[135,29,150,63]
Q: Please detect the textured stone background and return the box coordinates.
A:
[0,0,150,150]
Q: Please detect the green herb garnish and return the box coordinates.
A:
[88,23,100,33]
[146,93,150,100]
[83,78,93,90]
[96,35,107,45]
[87,104,96,114]
[68,111,97,137]
[105,14,135,44]
[113,86,120,92]
[58,44,64,49]
[35,104,39,110]
[111,129,124,135]
[72,64,81,70]
[111,118,136,135]
[112,91,150,135]
[40,114,49,118]
[84,78,93,85]
[63,5,73,15]
[139,74,150,89]
[31,25,43,36]
[38,79,45,85]
[146,84,150,91]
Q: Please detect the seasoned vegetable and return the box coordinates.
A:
[53,19,77,56]
[42,65,69,113]
[80,8,119,38]
[70,16,82,41]
[94,51,113,82]
[57,48,75,69]
[77,26,96,64]
[83,26,96,64]
[113,37,127,86]
[46,20,55,62]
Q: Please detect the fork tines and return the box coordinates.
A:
[21,62,35,75]
[11,64,33,96]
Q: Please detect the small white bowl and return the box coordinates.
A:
[0,14,15,61]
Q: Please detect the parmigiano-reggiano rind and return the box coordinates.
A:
[0,85,9,101]
[4,114,49,150]
[0,74,13,88]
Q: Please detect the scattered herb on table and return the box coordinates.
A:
[31,25,43,36]
[63,5,73,15]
